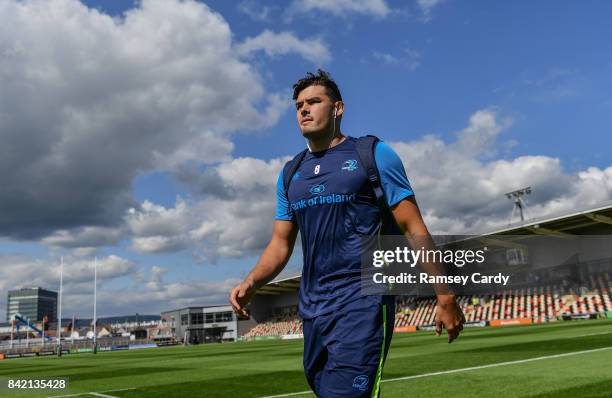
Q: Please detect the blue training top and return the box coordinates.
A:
[275,136,414,319]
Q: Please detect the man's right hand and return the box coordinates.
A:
[435,295,465,343]
[230,279,256,317]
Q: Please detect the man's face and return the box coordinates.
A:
[295,85,336,139]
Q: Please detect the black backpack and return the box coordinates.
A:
[281,135,403,235]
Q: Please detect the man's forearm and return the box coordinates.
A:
[244,239,293,289]
[404,232,454,297]
[391,198,453,297]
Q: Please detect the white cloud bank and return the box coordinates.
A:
[3,107,610,318]
[288,0,390,18]
[126,157,288,260]
[390,109,612,232]
[236,30,331,65]
[0,254,237,319]
[0,0,330,240]
[120,108,612,260]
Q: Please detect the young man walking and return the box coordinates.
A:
[230,70,464,397]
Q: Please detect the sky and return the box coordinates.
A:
[1,0,611,319]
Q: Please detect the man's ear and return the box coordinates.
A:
[334,101,345,118]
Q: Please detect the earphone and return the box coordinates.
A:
[305,107,338,152]
[331,108,337,139]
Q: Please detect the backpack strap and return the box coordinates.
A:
[282,137,402,233]
[355,135,402,234]
[284,137,381,200]
[282,148,308,198]
[355,135,385,205]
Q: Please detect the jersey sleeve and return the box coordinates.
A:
[374,141,414,207]
[274,168,294,221]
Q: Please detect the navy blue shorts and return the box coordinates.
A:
[303,295,395,397]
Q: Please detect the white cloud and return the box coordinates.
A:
[522,68,586,103]
[72,247,98,258]
[523,166,612,219]
[145,265,168,290]
[126,200,193,254]
[131,236,189,254]
[0,253,238,319]
[97,278,240,315]
[288,0,390,18]
[389,109,612,233]
[0,0,289,239]
[237,0,274,22]
[372,52,400,65]
[127,201,191,238]
[42,226,125,248]
[151,265,167,283]
[0,253,135,318]
[121,108,612,258]
[372,48,422,70]
[125,156,288,260]
[417,0,444,21]
[455,109,512,157]
[236,30,331,65]
[23,102,608,266]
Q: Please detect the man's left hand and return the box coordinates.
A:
[435,295,465,343]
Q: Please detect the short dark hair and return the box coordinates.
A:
[292,69,342,102]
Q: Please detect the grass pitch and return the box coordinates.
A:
[1,319,611,398]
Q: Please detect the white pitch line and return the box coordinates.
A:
[46,392,90,398]
[383,346,612,382]
[260,391,313,398]
[564,331,612,339]
[47,388,135,398]
[259,346,612,398]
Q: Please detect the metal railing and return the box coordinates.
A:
[0,337,155,355]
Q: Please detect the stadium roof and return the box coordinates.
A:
[484,201,612,236]
[256,202,612,295]
[256,274,301,296]
[160,305,232,314]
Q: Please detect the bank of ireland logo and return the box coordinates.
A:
[342,159,358,171]
[352,375,369,391]
[309,184,325,195]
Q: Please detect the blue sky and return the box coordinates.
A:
[1,0,611,319]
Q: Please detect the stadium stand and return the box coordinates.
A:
[394,273,612,328]
[240,273,611,338]
[245,204,612,338]
[242,313,303,339]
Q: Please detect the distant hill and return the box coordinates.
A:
[58,315,161,328]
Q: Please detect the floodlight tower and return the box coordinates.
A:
[506,186,532,223]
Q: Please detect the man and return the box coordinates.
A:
[230,70,464,397]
